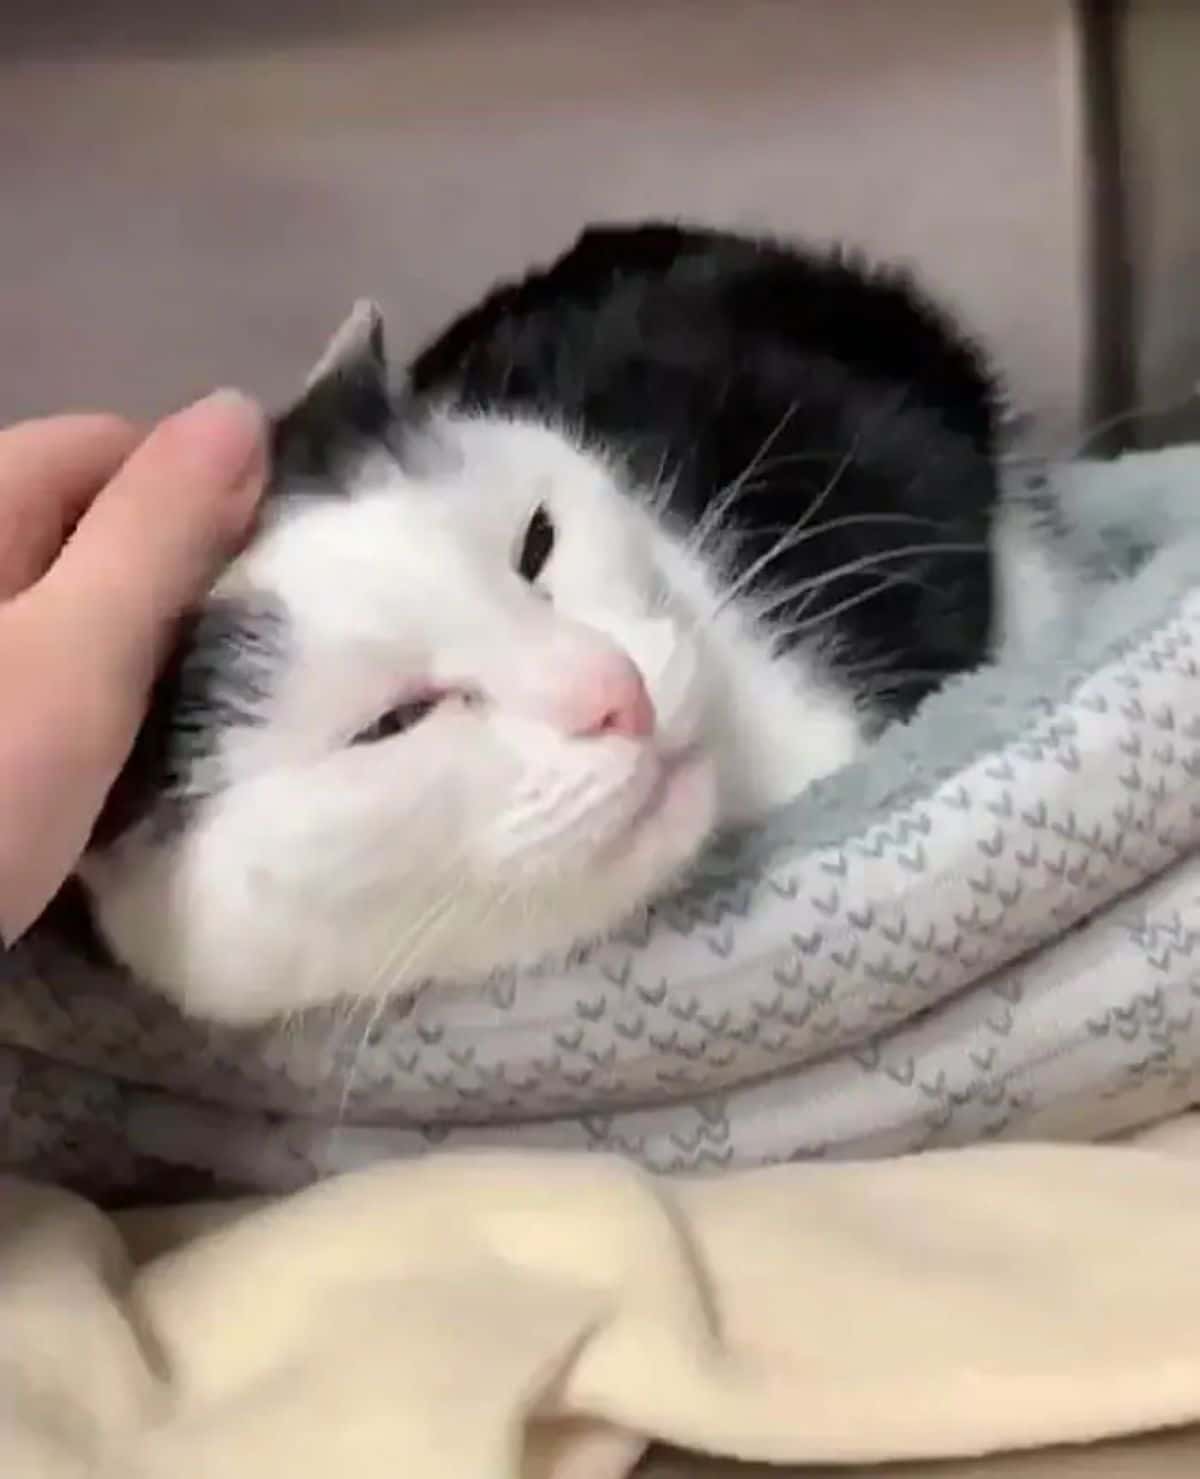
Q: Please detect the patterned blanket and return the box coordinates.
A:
[4,445,1200,1201]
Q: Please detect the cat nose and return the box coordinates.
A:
[563,653,656,739]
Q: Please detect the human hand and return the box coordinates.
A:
[0,390,267,944]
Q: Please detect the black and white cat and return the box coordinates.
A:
[80,222,1014,1024]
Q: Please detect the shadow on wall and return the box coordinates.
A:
[0,0,505,59]
[1117,0,1200,449]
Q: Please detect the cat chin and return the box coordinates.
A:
[82,746,720,1027]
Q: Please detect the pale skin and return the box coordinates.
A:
[0,390,268,944]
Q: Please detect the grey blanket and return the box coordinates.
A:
[4,445,1200,1201]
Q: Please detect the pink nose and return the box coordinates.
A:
[561,653,656,739]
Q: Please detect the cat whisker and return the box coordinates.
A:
[687,399,804,554]
[713,503,966,625]
[775,551,982,645]
[649,442,675,499]
[790,430,872,535]
[687,388,919,578]
[770,386,911,555]
[863,667,964,685]
[1003,382,1200,468]
[333,871,468,1125]
[645,459,680,518]
[771,573,915,644]
[334,992,394,1126]
[696,445,878,532]
[747,539,988,627]
[362,883,464,1003]
[857,669,967,698]
[834,650,961,680]
[710,434,868,615]
[756,509,950,544]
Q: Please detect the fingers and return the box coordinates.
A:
[0,390,268,943]
[37,388,268,691]
[0,413,141,598]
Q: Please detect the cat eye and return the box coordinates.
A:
[351,696,440,746]
[517,503,556,582]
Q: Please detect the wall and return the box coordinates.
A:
[0,0,1088,440]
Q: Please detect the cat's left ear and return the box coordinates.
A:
[270,300,392,483]
[302,298,387,396]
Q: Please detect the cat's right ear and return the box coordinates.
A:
[269,300,392,485]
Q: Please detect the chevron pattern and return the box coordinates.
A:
[5,454,1200,1197]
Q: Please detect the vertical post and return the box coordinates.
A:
[1077,0,1136,453]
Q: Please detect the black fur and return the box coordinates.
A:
[270,302,392,487]
[410,220,1001,718]
[87,329,382,854]
[89,222,1000,859]
[83,316,396,858]
[91,599,286,848]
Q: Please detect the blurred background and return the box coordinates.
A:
[0,0,1196,450]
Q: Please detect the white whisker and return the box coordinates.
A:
[749,540,987,626]
[335,993,393,1125]
[1003,383,1199,468]
[710,433,867,616]
[687,399,805,555]
[773,573,914,643]
[332,864,469,1125]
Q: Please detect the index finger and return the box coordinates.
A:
[0,413,142,598]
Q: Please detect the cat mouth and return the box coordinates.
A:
[603,745,709,855]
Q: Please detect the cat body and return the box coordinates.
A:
[81,223,1002,1023]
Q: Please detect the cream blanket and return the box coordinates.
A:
[5,1129,1200,1477]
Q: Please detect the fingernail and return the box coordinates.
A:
[174,387,268,500]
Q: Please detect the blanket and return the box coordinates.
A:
[5,1128,1200,1477]
[6,445,1200,1200]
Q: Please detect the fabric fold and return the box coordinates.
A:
[5,1138,1200,1476]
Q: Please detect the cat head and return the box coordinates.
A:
[79,304,726,1022]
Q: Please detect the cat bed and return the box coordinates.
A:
[4,443,1200,1200]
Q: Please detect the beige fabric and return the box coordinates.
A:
[6,1134,1200,1476]
[643,1428,1200,1478]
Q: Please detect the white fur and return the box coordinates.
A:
[990,488,1074,664]
[84,414,864,1023]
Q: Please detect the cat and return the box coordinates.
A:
[78,221,1004,1025]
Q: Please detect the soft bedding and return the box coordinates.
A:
[6,446,1200,1477]
[5,1128,1200,1476]
[5,445,1200,1199]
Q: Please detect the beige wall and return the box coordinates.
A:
[0,1,1088,440]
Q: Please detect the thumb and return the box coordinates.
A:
[36,387,268,688]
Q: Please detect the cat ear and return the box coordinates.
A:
[270,300,392,483]
[302,298,387,394]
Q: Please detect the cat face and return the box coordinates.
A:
[81,305,861,1023]
[81,309,726,1022]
